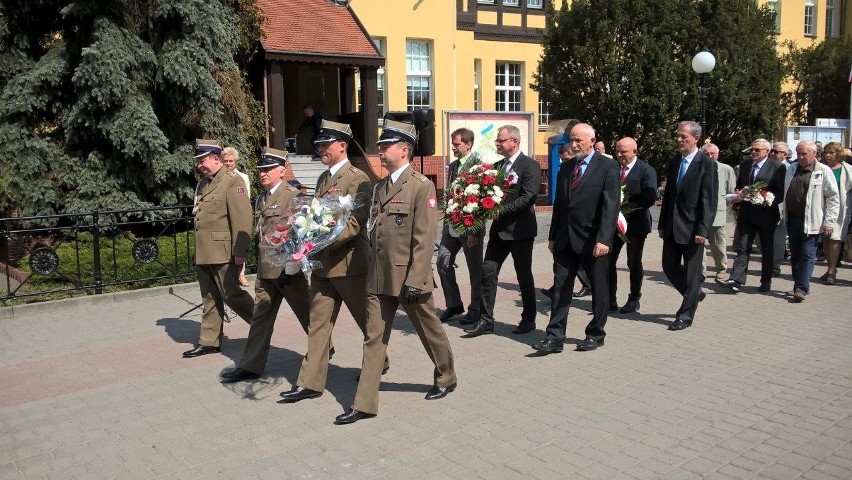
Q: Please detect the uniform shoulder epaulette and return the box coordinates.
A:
[413,171,428,182]
[226,171,237,177]
[283,183,298,192]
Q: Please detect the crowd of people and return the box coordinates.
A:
[185,118,851,425]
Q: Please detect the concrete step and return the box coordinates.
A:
[289,155,326,195]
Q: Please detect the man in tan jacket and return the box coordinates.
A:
[184,140,254,358]
[219,148,313,381]
[334,120,457,425]
[278,121,389,402]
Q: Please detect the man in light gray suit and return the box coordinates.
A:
[701,143,736,281]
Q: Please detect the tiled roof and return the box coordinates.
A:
[258,0,381,59]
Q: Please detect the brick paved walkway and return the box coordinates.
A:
[1,212,851,479]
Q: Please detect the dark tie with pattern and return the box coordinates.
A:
[571,159,586,190]
[620,165,628,184]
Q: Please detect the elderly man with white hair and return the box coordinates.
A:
[720,138,787,294]
[701,143,736,280]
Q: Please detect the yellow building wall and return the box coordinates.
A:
[349,0,552,157]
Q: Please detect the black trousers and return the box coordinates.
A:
[480,236,536,325]
[609,234,647,303]
[730,220,776,285]
[661,239,705,323]
[545,249,610,342]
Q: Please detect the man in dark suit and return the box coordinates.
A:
[464,125,541,337]
[532,123,620,354]
[658,121,718,331]
[609,137,657,314]
[437,128,484,325]
[720,138,786,293]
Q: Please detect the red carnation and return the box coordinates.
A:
[450,210,462,223]
[463,214,475,227]
[481,197,496,209]
[465,194,478,204]
[482,175,496,186]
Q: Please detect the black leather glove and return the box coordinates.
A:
[277,271,291,287]
[402,286,422,304]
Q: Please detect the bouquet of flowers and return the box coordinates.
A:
[728,180,775,209]
[616,183,637,243]
[261,194,356,274]
[444,159,517,236]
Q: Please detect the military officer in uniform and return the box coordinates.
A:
[278,121,390,401]
[184,139,255,358]
[219,147,314,381]
[334,120,457,425]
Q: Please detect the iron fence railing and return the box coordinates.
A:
[0,206,257,304]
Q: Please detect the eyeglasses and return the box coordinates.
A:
[495,138,515,143]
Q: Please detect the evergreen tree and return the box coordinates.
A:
[533,0,784,168]
[782,36,852,124]
[0,0,265,216]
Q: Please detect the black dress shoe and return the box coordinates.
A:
[540,287,554,299]
[574,287,592,297]
[668,318,692,331]
[425,383,456,400]
[463,320,493,337]
[609,302,619,312]
[220,368,260,383]
[577,337,604,351]
[718,279,741,293]
[334,408,376,425]
[619,299,640,313]
[459,315,477,325]
[439,306,464,323]
[531,338,564,354]
[758,282,771,292]
[182,344,220,358]
[511,322,535,334]
[277,387,323,403]
[699,291,707,302]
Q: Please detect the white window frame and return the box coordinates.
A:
[825,0,838,37]
[372,37,387,124]
[538,99,551,130]
[503,0,520,6]
[495,62,522,112]
[766,0,781,32]
[527,0,544,8]
[804,0,816,37]
[473,59,482,111]
[406,40,432,111]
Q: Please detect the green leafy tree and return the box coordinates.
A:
[782,36,852,124]
[0,0,266,216]
[534,0,784,168]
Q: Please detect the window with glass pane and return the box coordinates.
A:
[406,40,432,110]
[495,62,522,112]
[504,0,519,6]
[527,0,543,8]
[477,0,494,3]
[826,0,837,37]
[538,99,551,127]
[373,38,386,120]
[766,0,780,32]
[473,60,481,111]
[804,0,815,36]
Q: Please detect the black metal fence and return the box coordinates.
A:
[0,206,213,304]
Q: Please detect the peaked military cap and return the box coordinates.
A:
[313,120,353,144]
[194,139,222,159]
[257,147,288,169]
[377,120,417,146]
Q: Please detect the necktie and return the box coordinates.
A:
[571,159,586,190]
[676,158,688,186]
[620,165,629,183]
[750,163,759,183]
[504,160,512,173]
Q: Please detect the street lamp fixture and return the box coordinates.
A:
[691,51,716,144]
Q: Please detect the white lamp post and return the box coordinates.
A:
[691,51,716,143]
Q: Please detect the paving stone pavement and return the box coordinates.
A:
[1,211,851,479]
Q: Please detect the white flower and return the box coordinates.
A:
[765,192,775,206]
[750,195,762,205]
[462,202,479,213]
[464,184,480,195]
[484,169,499,176]
[338,194,352,208]
[506,171,519,185]
[492,186,503,199]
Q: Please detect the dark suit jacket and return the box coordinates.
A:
[549,152,620,254]
[621,160,658,237]
[734,158,786,226]
[658,151,718,245]
[490,153,541,241]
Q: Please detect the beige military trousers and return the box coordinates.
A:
[196,262,254,347]
[352,292,456,415]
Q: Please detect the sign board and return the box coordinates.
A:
[443,111,535,166]
[784,125,848,152]
[815,118,851,129]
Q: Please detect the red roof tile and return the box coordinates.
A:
[258,0,381,59]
